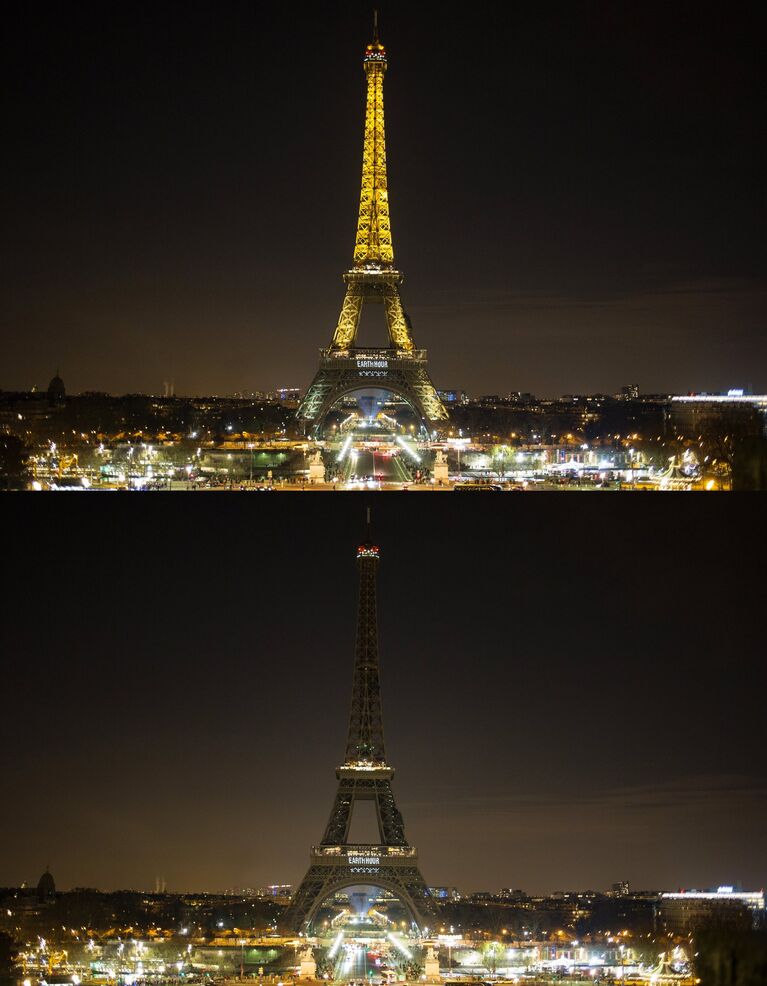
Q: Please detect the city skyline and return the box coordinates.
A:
[5,377,766,401]
[3,2,765,397]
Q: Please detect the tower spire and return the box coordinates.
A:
[346,520,385,764]
[354,18,391,267]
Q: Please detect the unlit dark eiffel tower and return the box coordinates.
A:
[283,515,438,933]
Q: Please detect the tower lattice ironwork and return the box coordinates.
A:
[296,18,448,437]
[282,521,438,934]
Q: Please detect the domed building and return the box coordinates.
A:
[37,868,55,902]
[47,371,65,405]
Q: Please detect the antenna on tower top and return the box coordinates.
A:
[357,506,377,558]
[373,8,379,42]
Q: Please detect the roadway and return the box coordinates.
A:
[334,943,370,981]
[347,449,410,485]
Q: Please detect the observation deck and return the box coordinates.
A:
[320,347,428,362]
[336,760,393,780]
[312,844,417,858]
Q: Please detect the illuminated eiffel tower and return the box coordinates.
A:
[282,517,438,933]
[297,16,448,438]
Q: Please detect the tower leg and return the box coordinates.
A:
[331,287,364,350]
[383,292,415,351]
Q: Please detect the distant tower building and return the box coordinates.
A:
[47,371,66,405]
[499,887,528,901]
[37,868,56,902]
[619,385,639,400]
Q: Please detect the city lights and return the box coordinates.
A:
[1,7,763,986]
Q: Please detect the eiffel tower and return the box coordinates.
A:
[283,517,438,933]
[296,16,448,438]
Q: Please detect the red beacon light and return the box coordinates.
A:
[357,544,380,558]
[364,42,387,62]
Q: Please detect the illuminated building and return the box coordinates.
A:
[274,388,300,404]
[429,886,461,901]
[658,886,766,931]
[670,392,767,437]
[260,884,292,899]
[297,16,448,437]
[618,385,640,400]
[438,390,468,405]
[498,887,528,901]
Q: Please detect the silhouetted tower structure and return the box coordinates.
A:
[283,515,438,933]
[297,17,448,437]
[37,867,55,903]
[47,370,65,405]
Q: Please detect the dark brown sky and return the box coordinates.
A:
[1,0,765,397]
[2,496,765,894]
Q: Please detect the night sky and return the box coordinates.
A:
[2,1,765,397]
[2,496,765,895]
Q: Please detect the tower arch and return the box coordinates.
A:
[301,872,429,934]
[306,377,435,438]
